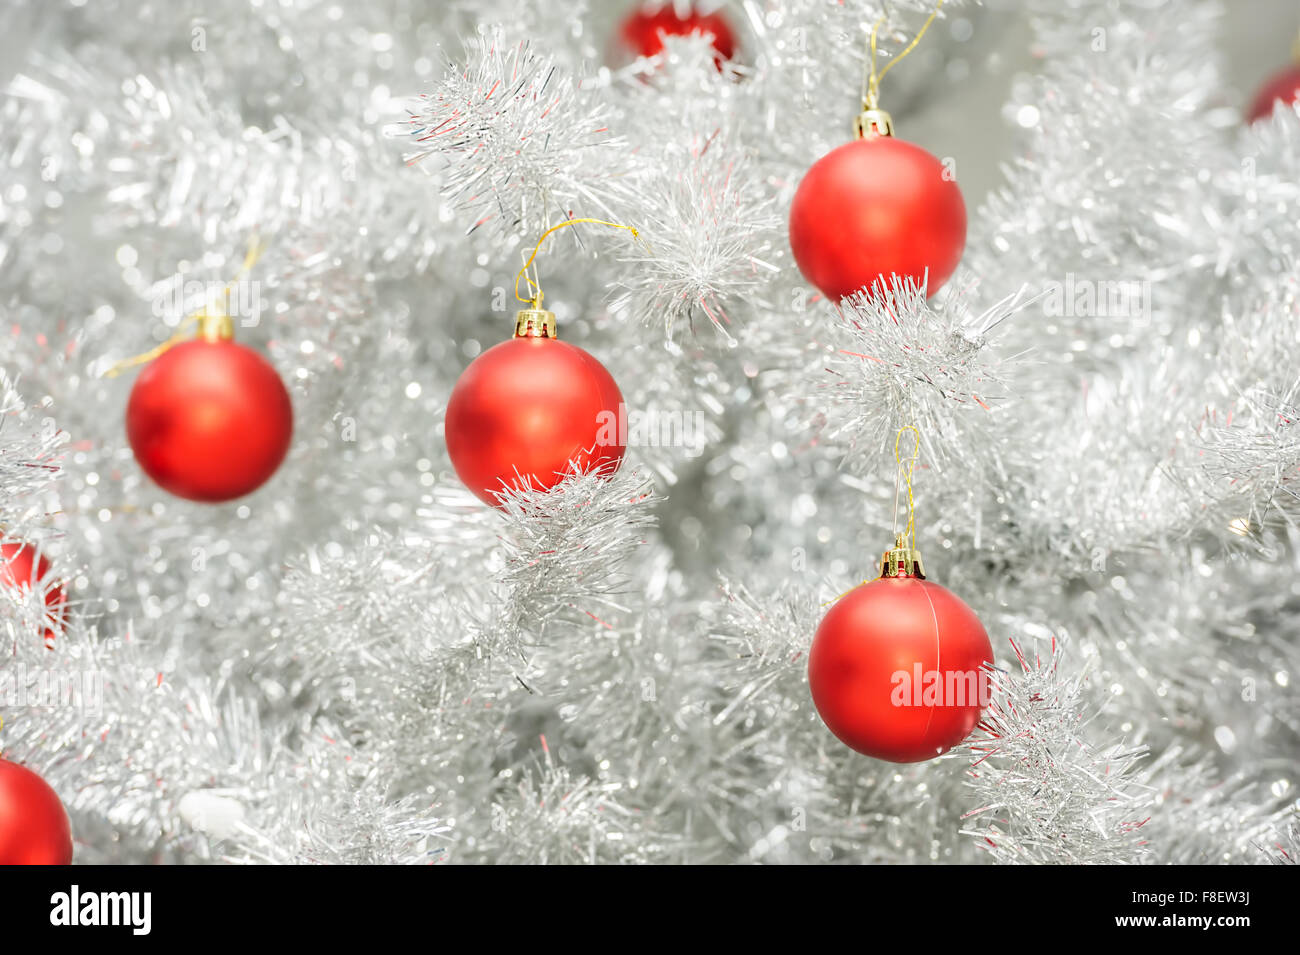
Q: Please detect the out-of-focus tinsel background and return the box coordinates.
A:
[1,0,1298,864]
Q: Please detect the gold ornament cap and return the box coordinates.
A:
[880,534,925,579]
[197,310,235,342]
[514,307,558,339]
[854,107,894,138]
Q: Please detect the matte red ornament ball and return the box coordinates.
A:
[789,135,966,302]
[808,575,993,763]
[126,339,293,503]
[0,542,67,648]
[1246,63,1300,123]
[617,2,737,63]
[0,758,73,865]
[445,337,627,507]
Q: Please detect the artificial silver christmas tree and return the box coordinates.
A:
[0,0,1295,864]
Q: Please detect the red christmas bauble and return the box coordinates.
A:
[0,542,67,648]
[808,575,992,762]
[617,2,737,64]
[789,135,966,302]
[0,759,73,865]
[126,339,293,502]
[446,336,626,507]
[1246,64,1300,123]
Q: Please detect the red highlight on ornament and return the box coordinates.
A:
[1246,63,1300,124]
[445,336,627,507]
[126,339,293,503]
[0,541,67,648]
[809,574,992,762]
[0,758,73,865]
[789,136,966,302]
[615,2,738,66]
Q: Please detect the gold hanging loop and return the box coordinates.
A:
[855,0,946,138]
[104,236,263,378]
[880,426,925,578]
[511,218,643,339]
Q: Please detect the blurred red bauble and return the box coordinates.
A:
[0,759,73,865]
[0,541,67,648]
[446,316,626,507]
[789,134,966,302]
[1246,63,1300,123]
[126,337,292,502]
[617,2,737,64]
[808,552,992,763]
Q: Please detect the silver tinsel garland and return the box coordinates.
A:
[0,0,1296,865]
